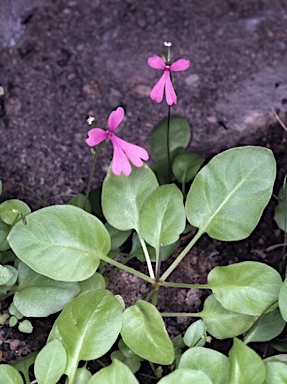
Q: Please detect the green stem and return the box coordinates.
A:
[160,228,204,281]
[99,253,155,285]
[84,142,104,210]
[151,283,160,306]
[106,254,135,278]
[155,244,163,280]
[167,105,171,183]
[159,281,210,289]
[161,312,202,317]
[138,234,155,279]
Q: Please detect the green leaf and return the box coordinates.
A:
[18,319,33,333]
[12,351,38,384]
[79,272,106,293]
[186,146,276,241]
[8,205,110,282]
[178,347,230,384]
[0,264,13,285]
[183,319,206,347]
[244,308,285,344]
[264,361,287,383]
[110,350,141,374]
[139,184,186,248]
[0,365,24,384]
[229,338,266,384]
[102,164,158,232]
[48,290,123,381]
[274,185,287,232]
[121,300,174,365]
[105,223,131,250]
[0,200,31,225]
[13,262,80,317]
[149,116,191,160]
[68,193,92,213]
[279,277,287,321]
[150,148,185,185]
[89,187,103,219]
[0,218,10,251]
[172,152,205,184]
[74,367,92,384]
[88,359,139,384]
[199,294,256,339]
[208,261,282,316]
[157,368,213,384]
[34,340,67,384]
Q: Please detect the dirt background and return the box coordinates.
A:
[0,0,287,382]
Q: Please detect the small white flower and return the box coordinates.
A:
[163,42,172,47]
[87,116,95,125]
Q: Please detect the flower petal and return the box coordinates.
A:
[150,71,168,103]
[170,59,190,72]
[86,128,107,146]
[112,136,149,167]
[110,138,132,176]
[148,56,166,70]
[165,73,177,105]
[108,107,124,133]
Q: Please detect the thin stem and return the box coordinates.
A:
[161,312,202,317]
[84,142,104,210]
[99,253,155,285]
[106,254,135,278]
[155,244,163,280]
[138,234,155,279]
[151,283,160,306]
[166,105,171,183]
[159,281,210,289]
[160,228,204,281]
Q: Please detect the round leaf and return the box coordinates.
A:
[265,361,287,383]
[199,294,257,339]
[229,338,266,384]
[172,152,205,184]
[0,219,10,251]
[208,261,282,316]
[8,205,110,282]
[0,264,13,285]
[178,347,230,384]
[34,340,66,384]
[14,262,80,317]
[48,290,123,380]
[102,164,158,232]
[183,319,206,347]
[121,300,174,365]
[274,185,287,232]
[279,277,287,321]
[157,368,212,384]
[244,308,286,344]
[0,365,24,384]
[149,116,191,160]
[18,320,33,333]
[0,200,31,225]
[186,146,276,241]
[139,184,186,248]
[89,359,139,384]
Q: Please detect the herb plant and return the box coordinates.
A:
[0,42,287,384]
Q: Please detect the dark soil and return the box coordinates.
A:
[0,0,287,382]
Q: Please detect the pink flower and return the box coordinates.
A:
[86,107,149,176]
[148,56,190,105]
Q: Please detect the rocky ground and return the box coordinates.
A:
[0,0,287,381]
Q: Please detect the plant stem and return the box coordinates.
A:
[84,142,104,210]
[161,312,202,317]
[138,234,155,279]
[167,105,171,183]
[99,253,155,285]
[160,228,204,281]
[159,281,210,289]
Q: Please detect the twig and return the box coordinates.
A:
[271,107,287,134]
